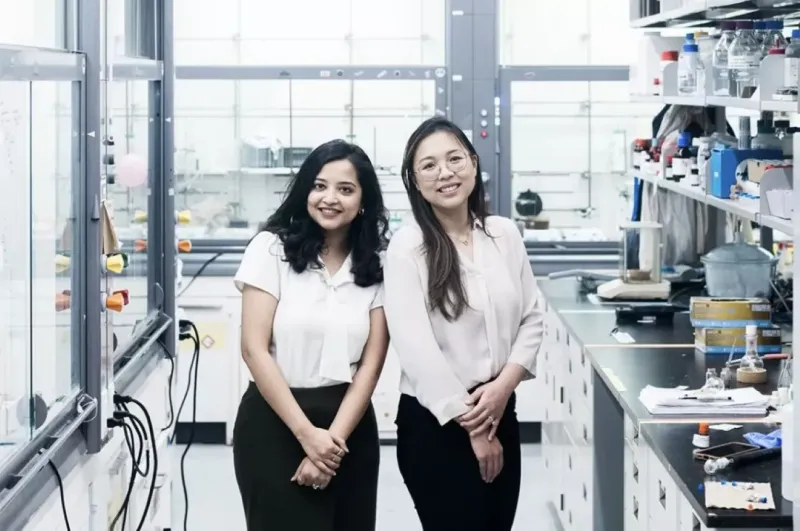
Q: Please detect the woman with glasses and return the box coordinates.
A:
[383,117,545,531]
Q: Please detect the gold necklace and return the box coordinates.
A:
[451,232,470,246]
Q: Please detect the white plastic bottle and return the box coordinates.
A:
[712,21,737,96]
[728,20,761,98]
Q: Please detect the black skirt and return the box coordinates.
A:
[233,381,380,531]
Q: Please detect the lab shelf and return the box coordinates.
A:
[630,0,794,28]
[634,171,795,235]
[644,55,800,113]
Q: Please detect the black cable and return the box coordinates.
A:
[158,339,176,433]
[47,460,70,531]
[125,397,159,531]
[178,326,200,531]
[170,335,198,445]
[177,252,223,298]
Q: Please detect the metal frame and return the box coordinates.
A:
[175,65,449,119]
[496,65,630,218]
[445,0,498,207]
[0,0,175,525]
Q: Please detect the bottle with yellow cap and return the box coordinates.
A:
[55,255,71,273]
[103,254,126,274]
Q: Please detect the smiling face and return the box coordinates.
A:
[412,131,477,213]
[306,158,363,233]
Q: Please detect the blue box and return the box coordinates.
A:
[709,147,782,199]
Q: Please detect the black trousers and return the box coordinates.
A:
[396,390,522,531]
[232,382,380,531]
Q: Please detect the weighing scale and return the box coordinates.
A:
[597,221,671,301]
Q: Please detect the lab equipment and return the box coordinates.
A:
[703,368,725,393]
[762,20,788,56]
[782,29,800,97]
[596,221,670,300]
[678,42,703,95]
[703,447,781,474]
[712,21,737,96]
[728,20,760,98]
[777,358,792,405]
[670,132,693,181]
[694,441,760,461]
[693,422,711,448]
[689,297,772,328]
[737,324,768,384]
[701,235,778,298]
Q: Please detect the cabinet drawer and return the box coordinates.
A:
[624,414,645,459]
[646,449,679,530]
[678,495,708,531]
[624,492,645,531]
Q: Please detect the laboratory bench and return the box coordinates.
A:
[641,423,790,530]
[537,277,791,531]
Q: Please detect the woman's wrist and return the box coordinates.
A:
[496,363,527,393]
[291,419,316,442]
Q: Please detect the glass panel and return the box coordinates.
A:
[175,0,445,66]
[30,80,77,433]
[500,0,638,66]
[499,0,589,65]
[174,78,437,239]
[510,80,661,240]
[0,81,33,467]
[106,81,151,350]
[0,0,64,49]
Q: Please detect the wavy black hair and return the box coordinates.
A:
[260,139,388,287]
[400,116,490,320]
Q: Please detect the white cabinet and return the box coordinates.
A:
[540,297,595,531]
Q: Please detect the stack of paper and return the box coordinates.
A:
[639,386,769,416]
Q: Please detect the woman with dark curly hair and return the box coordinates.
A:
[232,139,390,531]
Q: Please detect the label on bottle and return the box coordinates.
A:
[785,57,800,87]
[672,156,691,178]
[728,53,760,70]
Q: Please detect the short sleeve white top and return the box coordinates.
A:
[234,231,384,388]
[383,216,544,425]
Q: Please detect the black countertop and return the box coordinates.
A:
[641,423,790,529]
[559,311,696,347]
[589,346,783,423]
[538,277,790,528]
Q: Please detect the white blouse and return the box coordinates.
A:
[383,216,544,425]
[234,231,383,388]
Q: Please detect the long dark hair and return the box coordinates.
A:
[400,116,490,320]
[261,139,389,287]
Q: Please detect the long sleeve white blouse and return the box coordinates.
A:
[383,215,545,425]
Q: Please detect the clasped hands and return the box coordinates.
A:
[291,426,349,491]
[458,380,513,484]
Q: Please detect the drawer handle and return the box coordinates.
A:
[568,454,572,470]
[582,424,588,442]
[658,479,667,509]
[568,400,573,415]
[632,496,639,520]
[560,386,564,404]
[556,329,560,342]
[583,381,588,397]
[581,351,586,367]
[566,334,570,346]
[545,457,549,469]
[568,359,572,374]
[568,511,572,525]
[632,462,639,483]
[583,483,587,500]
[560,493,564,511]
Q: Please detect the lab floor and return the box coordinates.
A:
[171,443,555,531]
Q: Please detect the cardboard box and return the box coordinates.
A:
[695,326,782,355]
[689,297,771,328]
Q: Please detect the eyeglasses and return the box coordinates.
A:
[415,152,470,181]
